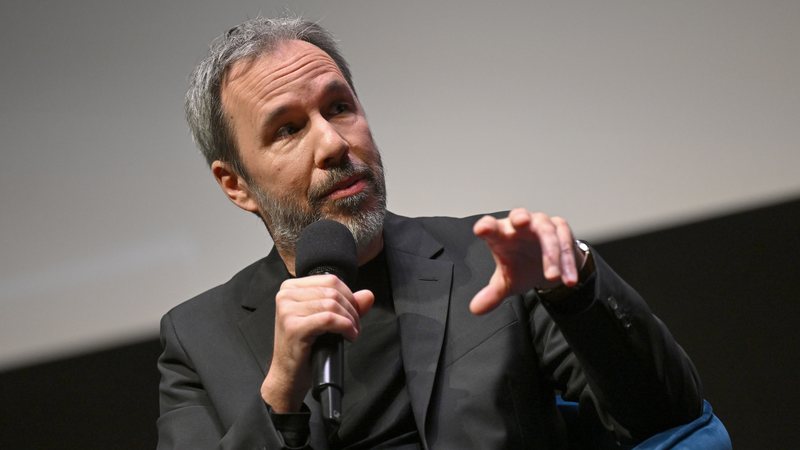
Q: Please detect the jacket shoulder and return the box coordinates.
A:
[163,256,269,324]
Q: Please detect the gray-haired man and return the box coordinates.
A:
[158,17,702,449]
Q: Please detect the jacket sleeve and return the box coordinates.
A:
[157,313,311,450]
[532,247,704,444]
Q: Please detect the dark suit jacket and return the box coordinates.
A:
[157,212,702,449]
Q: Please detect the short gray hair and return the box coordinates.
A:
[185,17,355,176]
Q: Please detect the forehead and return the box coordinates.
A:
[222,40,346,108]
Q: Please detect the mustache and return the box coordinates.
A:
[307,160,375,204]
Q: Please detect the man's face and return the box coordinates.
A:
[220,40,386,253]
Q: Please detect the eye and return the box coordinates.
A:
[275,123,301,140]
[330,101,352,116]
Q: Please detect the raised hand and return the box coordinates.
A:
[470,208,584,315]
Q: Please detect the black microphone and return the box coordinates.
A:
[295,219,357,431]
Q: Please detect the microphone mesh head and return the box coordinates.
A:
[295,219,358,286]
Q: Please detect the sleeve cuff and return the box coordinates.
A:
[538,270,597,315]
[268,404,312,449]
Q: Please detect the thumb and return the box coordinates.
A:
[353,289,375,316]
[469,274,508,315]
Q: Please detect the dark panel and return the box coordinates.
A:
[594,197,800,449]
[0,338,161,450]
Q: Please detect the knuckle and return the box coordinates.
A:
[531,212,552,228]
[320,287,339,300]
[320,298,339,312]
[319,311,339,327]
[275,295,293,313]
[320,274,339,285]
[538,220,556,234]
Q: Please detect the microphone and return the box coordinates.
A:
[295,219,357,431]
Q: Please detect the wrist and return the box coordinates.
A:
[536,240,595,303]
[262,369,307,413]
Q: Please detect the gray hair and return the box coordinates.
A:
[185,17,355,176]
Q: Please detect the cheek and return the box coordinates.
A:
[349,124,380,161]
[269,157,315,196]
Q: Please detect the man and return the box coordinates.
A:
[158,17,703,449]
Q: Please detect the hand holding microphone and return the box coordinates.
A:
[260,220,373,429]
[295,219,359,429]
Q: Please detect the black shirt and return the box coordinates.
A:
[334,250,419,449]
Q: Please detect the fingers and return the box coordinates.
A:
[508,207,533,229]
[353,289,376,317]
[530,212,561,281]
[277,274,367,341]
[473,209,531,238]
[469,270,508,315]
[552,216,578,286]
[471,209,580,314]
[473,214,499,237]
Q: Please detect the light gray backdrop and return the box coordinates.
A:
[1,0,798,370]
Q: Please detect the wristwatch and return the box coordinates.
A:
[535,240,595,303]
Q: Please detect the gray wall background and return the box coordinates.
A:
[1,0,798,370]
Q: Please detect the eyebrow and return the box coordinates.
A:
[321,79,352,98]
[263,105,291,130]
[260,80,354,133]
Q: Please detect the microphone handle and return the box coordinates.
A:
[306,264,349,434]
[312,333,343,430]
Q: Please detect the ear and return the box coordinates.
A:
[211,160,260,213]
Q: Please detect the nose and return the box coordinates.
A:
[312,115,349,169]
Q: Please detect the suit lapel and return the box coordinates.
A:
[237,247,291,374]
[384,214,452,446]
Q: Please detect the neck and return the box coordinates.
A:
[356,232,384,267]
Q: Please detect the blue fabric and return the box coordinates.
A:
[555,398,732,449]
[634,400,731,450]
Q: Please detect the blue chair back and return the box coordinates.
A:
[555,397,732,449]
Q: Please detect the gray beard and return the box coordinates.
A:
[251,158,387,256]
